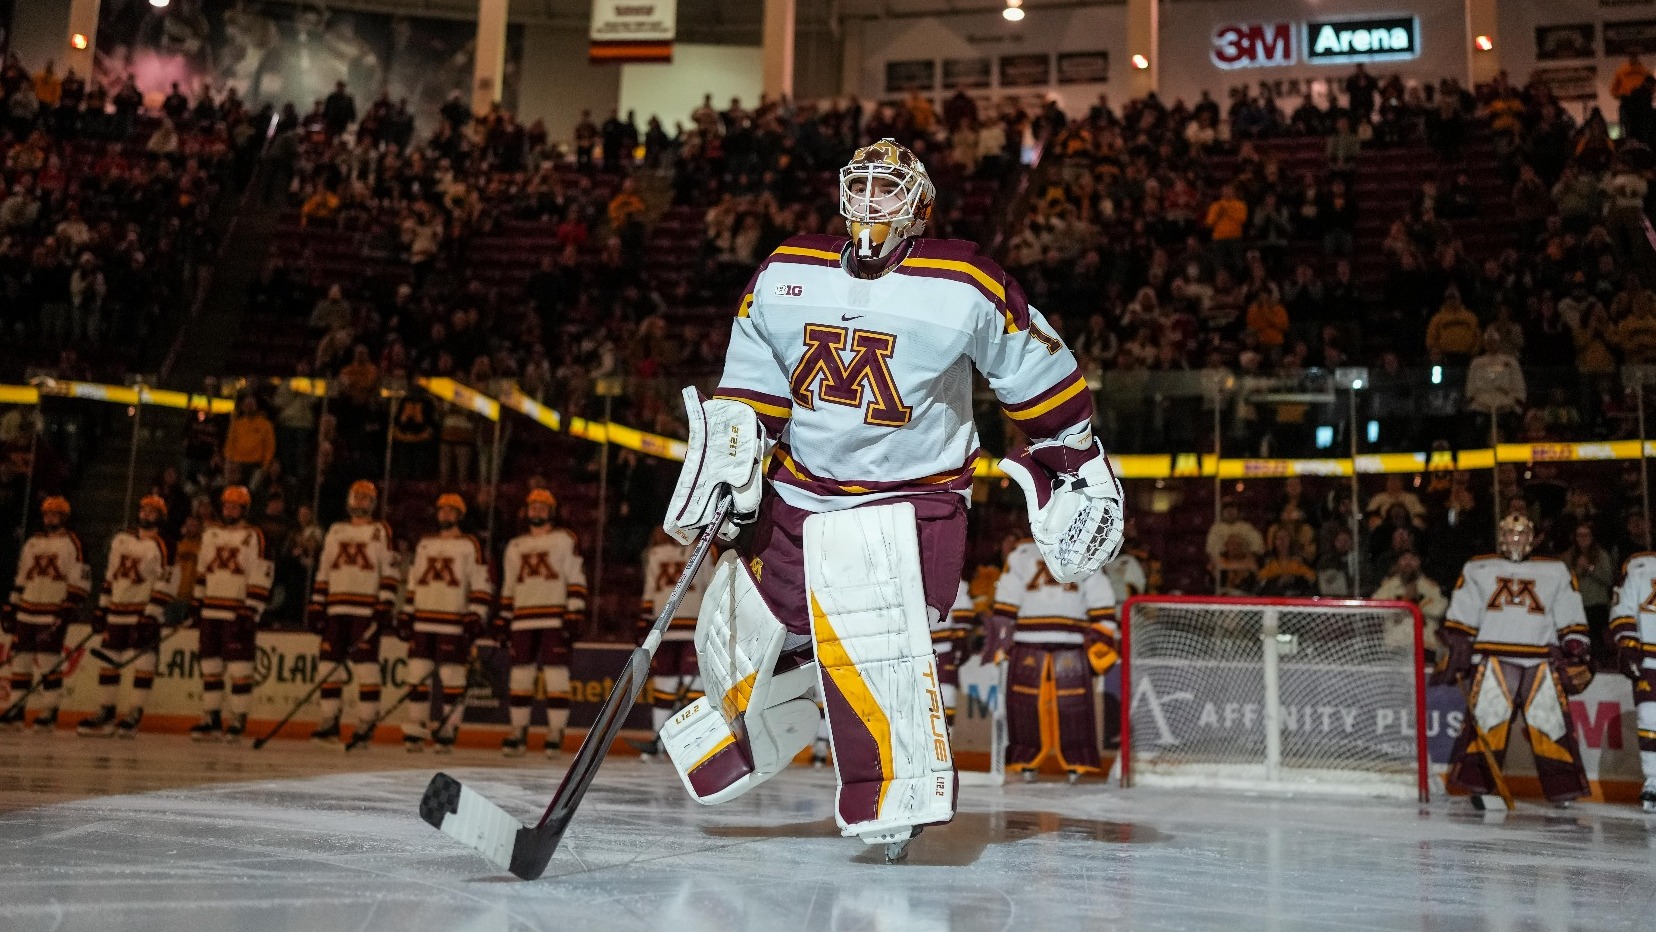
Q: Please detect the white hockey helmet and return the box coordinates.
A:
[1497,514,1535,562]
[839,138,935,261]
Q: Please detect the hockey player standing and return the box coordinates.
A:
[656,139,1124,859]
[497,489,586,757]
[307,481,397,745]
[1609,548,1656,810]
[636,527,713,757]
[986,538,1118,781]
[78,495,177,738]
[1,497,90,729]
[399,493,490,753]
[1436,515,1592,805]
[189,486,273,743]
[931,580,976,729]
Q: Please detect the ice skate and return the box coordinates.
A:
[189,711,222,742]
[0,704,24,731]
[114,709,143,739]
[31,708,58,731]
[628,736,661,761]
[310,715,341,745]
[501,728,528,758]
[76,706,117,738]
[221,713,247,744]
[544,732,563,758]
[433,734,455,755]
[1021,769,1038,784]
[1067,769,1083,785]
[1642,781,1656,813]
[810,736,830,769]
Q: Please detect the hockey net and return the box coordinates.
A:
[1119,597,1428,801]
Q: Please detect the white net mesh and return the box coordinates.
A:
[1121,598,1425,800]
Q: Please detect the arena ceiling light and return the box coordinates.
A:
[1003,0,1024,22]
[150,0,171,9]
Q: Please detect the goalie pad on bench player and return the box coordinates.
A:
[661,552,820,804]
[805,502,956,844]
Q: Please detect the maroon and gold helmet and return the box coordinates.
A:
[839,138,935,261]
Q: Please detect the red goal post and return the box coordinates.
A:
[1119,596,1429,803]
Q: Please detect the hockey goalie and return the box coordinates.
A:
[656,138,1124,859]
[1609,548,1656,810]
[1436,515,1592,806]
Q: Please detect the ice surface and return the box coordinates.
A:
[2,734,1654,931]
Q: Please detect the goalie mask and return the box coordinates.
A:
[839,138,935,261]
[1497,514,1535,562]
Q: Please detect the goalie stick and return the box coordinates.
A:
[419,496,730,880]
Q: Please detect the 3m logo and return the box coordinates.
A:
[332,541,375,571]
[774,283,804,297]
[417,556,460,587]
[1211,22,1295,69]
[1486,577,1546,615]
[517,551,561,583]
[111,555,145,583]
[790,325,913,426]
[24,554,65,583]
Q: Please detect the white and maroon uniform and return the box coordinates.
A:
[500,527,585,740]
[1442,555,1590,802]
[641,540,714,732]
[993,540,1116,775]
[1609,553,1656,791]
[708,233,1096,833]
[94,530,176,713]
[191,523,272,717]
[5,530,90,714]
[401,532,490,739]
[310,519,397,724]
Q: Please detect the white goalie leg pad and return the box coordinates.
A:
[661,552,820,804]
[1471,660,1514,737]
[805,502,955,844]
[1523,664,1569,742]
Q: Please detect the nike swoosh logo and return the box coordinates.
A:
[841,314,863,321]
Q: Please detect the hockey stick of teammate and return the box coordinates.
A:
[251,623,382,750]
[2,626,101,720]
[1456,676,1515,811]
[419,495,730,880]
[89,618,190,670]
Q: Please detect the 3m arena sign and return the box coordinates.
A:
[1212,16,1420,70]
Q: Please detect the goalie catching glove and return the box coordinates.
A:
[1000,429,1125,583]
[665,386,767,544]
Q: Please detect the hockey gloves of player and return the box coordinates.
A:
[1618,635,1646,681]
[0,603,13,635]
[1430,630,1474,687]
[665,386,765,545]
[306,602,327,635]
[90,608,108,634]
[394,611,415,642]
[981,614,1015,665]
[1000,430,1125,583]
[1085,624,1120,675]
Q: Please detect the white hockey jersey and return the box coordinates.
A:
[993,540,1116,646]
[641,541,713,641]
[932,579,975,657]
[99,530,176,625]
[192,523,273,622]
[1106,552,1149,601]
[714,234,1094,513]
[1444,555,1588,665]
[405,533,491,635]
[10,530,91,625]
[500,528,587,631]
[311,519,398,618]
[1609,551,1656,670]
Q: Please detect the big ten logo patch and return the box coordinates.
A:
[774,283,804,297]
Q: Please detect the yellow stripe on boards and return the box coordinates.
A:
[811,593,895,818]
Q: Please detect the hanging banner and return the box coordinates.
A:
[590,0,677,63]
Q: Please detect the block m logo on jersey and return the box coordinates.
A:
[653,561,686,592]
[1486,577,1546,614]
[204,546,244,576]
[790,324,913,426]
[516,551,560,583]
[24,554,64,582]
[332,541,375,571]
[417,556,460,587]
[111,555,145,583]
[1639,578,1656,614]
